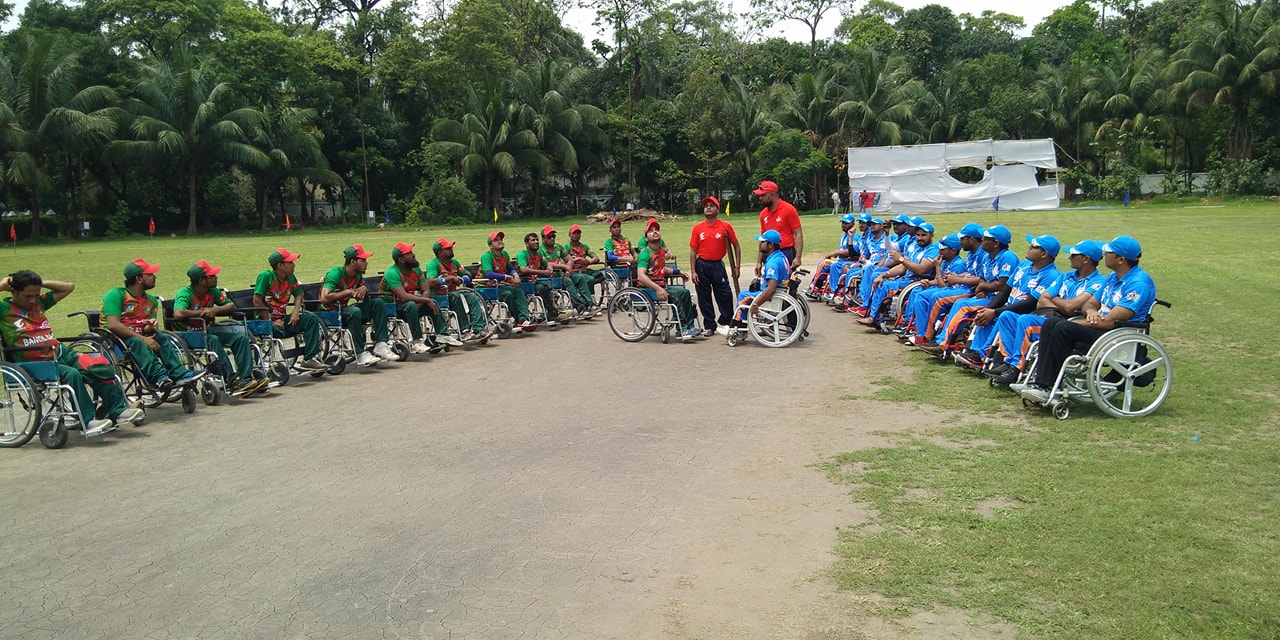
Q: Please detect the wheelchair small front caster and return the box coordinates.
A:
[1051,402,1070,420]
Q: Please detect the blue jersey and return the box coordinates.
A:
[864,232,890,263]
[982,248,1019,283]
[761,248,790,286]
[1099,265,1157,320]
[939,254,967,277]
[964,249,985,277]
[895,233,913,253]
[1007,260,1061,302]
[838,231,855,256]
[907,241,941,280]
[1052,269,1105,301]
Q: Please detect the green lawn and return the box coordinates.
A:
[3,201,1278,638]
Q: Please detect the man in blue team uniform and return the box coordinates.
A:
[835,217,888,310]
[955,233,1063,368]
[856,222,939,329]
[853,214,920,313]
[808,214,858,298]
[726,230,791,332]
[988,239,1106,385]
[920,224,1018,354]
[906,222,985,345]
[1013,236,1157,403]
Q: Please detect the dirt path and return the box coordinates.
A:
[0,272,1014,639]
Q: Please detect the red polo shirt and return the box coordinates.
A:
[689,218,738,261]
[759,200,801,248]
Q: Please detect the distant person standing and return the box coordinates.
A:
[689,195,741,337]
[754,180,803,287]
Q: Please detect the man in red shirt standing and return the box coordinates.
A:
[754,180,804,280]
[689,195,741,337]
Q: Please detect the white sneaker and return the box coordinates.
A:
[410,340,430,354]
[715,325,730,337]
[438,335,464,347]
[85,418,118,436]
[356,351,380,367]
[115,407,145,424]
[372,342,396,360]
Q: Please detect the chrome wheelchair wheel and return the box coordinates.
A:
[1086,331,1173,418]
[607,287,657,342]
[39,417,69,449]
[748,292,806,348]
[0,362,41,448]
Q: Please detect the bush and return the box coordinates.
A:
[1205,153,1270,196]
[406,145,479,224]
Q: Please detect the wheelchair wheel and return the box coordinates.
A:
[181,386,198,413]
[268,362,291,387]
[1086,331,1173,418]
[39,418,69,449]
[201,379,222,406]
[660,326,671,344]
[607,288,657,342]
[0,363,41,448]
[392,341,411,361]
[748,293,806,348]
[325,353,347,376]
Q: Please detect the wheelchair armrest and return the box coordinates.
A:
[1113,319,1151,330]
[1155,299,1171,309]
[1,344,56,361]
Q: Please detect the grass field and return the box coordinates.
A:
[3,200,1278,638]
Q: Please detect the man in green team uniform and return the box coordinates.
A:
[635,219,700,342]
[563,224,602,316]
[321,244,395,367]
[1,271,144,434]
[538,225,591,317]
[381,241,459,353]
[103,259,206,388]
[252,248,327,372]
[172,260,268,397]
[480,231,536,332]
[604,218,636,266]
[424,237,491,341]
[517,232,570,325]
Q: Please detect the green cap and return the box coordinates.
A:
[124,258,160,278]
[268,247,301,266]
[343,244,372,260]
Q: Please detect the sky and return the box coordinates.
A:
[3,0,1074,44]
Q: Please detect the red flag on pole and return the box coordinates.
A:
[285,214,291,230]
[148,217,156,235]
[8,223,15,241]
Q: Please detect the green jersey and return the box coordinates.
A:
[253,270,301,320]
[538,242,570,275]
[172,285,231,330]
[604,236,635,262]
[424,257,467,294]
[322,266,364,310]
[381,264,426,298]
[103,287,160,334]
[516,249,547,282]
[0,292,59,361]
[480,250,513,278]
[636,245,669,286]
[565,242,597,273]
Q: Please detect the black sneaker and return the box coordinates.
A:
[956,349,984,368]
[992,367,1020,386]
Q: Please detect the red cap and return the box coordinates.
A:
[270,247,301,266]
[345,244,373,260]
[609,218,622,228]
[541,225,556,236]
[752,180,779,195]
[129,258,161,275]
[194,260,221,277]
[645,218,661,233]
[488,231,505,242]
[394,241,415,253]
[434,237,456,250]
[569,224,582,234]
[701,195,720,209]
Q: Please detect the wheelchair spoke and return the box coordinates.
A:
[1128,356,1165,379]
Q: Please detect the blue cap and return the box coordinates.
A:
[755,229,783,245]
[917,222,935,234]
[940,233,961,250]
[983,224,1011,245]
[858,212,872,223]
[870,217,885,225]
[1025,234,1061,258]
[1067,239,1103,262]
[841,213,856,224]
[909,215,926,227]
[1102,235,1142,261]
[959,223,985,239]
[891,214,911,225]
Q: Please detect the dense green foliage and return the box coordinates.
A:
[2,0,1279,238]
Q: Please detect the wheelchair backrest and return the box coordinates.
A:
[227,287,256,309]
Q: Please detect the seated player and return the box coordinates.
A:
[635,218,700,342]
[954,233,1063,368]
[320,245,395,367]
[424,238,490,341]
[173,260,268,396]
[480,231,537,332]
[103,259,206,388]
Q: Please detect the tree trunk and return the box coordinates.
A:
[187,156,200,235]
[256,180,269,231]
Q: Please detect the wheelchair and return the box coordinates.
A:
[299,283,360,374]
[463,265,517,339]
[542,276,577,324]
[0,346,122,449]
[518,280,553,327]
[1016,301,1173,420]
[225,289,309,386]
[725,269,812,348]
[597,266,633,303]
[162,300,273,406]
[67,311,201,414]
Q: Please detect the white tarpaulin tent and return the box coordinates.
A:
[848,139,1060,213]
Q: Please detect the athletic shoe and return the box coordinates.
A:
[296,357,327,371]
[372,342,397,360]
[956,349,985,368]
[1018,384,1050,403]
[84,418,118,437]
[517,320,538,332]
[411,340,431,354]
[155,374,173,389]
[680,328,700,343]
[907,336,928,347]
[991,367,1020,386]
[715,325,731,337]
[555,310,574,321]
[355,351,380,367]
[175,370,205,386]
[114,407,145,425]
[852,306,869,317]
[702,328,715,338]
[437,335,464,347]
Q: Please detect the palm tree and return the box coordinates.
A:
[1086,50,1166,171]
[429,75,547,214]
[722,77,774,200]
[110,45,268,234]
[0,35,119,238]
[509,59,606,216]
[1165,0,1280,159]
[247,105,340,230]
[920,61,964,144]
[771,70,843,204]
[835,47,928,148]
[1029,62,1092,170]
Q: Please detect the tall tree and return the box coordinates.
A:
[510,59,606,216]
[0,34,120,238]
[834,46,926,148]
[247,105,338,229]
[748,0,856,72]
[110,46,269,234]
